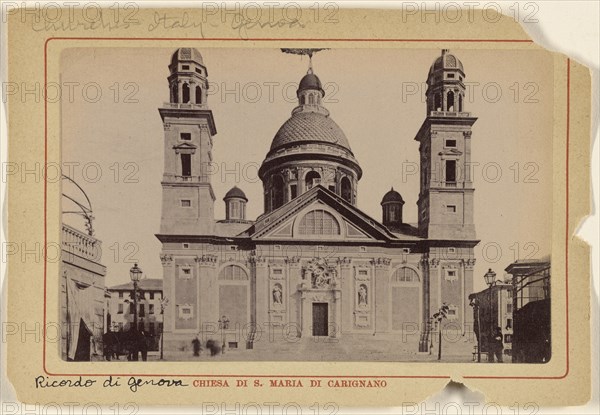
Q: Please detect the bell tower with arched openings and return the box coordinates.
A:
[416,49,477,240]
[158,48,217,235]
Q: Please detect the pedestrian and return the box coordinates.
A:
[192,336,202,357]
[139,330,148,362]
[489,327,504,363]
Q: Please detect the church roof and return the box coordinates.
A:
[269,111,351,152]
[246,185,423,242]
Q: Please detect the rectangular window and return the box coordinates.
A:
[290,184,297,199]
[181,154,191,176]
[446,205,457,213]
[448,247,456,254]
[445,160,456,182]
[138,322,145,332]
[180,132,191,141]
[148,323,155,335]
[507,303,513,313]
[195,68,202,74]
[150,292,155,300]
[119,291,123,298]
[506,318,513,329]
[445,139,457,147]
[118,303,123,314]
[182,243,190,249]
[273,269,283,275]
[182,65,190,70]
[149,304,155,314]
[181,199,191,207]
[358,270,368,276]
[139,304,145,317]
[129,303,135,314]
[402,248,411,254]
[447,73,455,78]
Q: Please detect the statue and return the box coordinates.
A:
[272,284,283,305]
[358,284,368,306]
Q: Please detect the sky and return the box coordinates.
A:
[60,46,554,292]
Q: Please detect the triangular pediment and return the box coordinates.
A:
[248,186,397,242]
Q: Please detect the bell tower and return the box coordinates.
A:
[158,48,217,235]
[415,50,477,240]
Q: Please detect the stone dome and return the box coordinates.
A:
[224,186,248,201]
[428,49,464,77]
[269,111,351,152]
[170,48,204,66]
[381,187,404,204]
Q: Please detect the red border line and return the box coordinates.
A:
[43,37,566,381]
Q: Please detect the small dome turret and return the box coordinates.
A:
[223,186,247,220]
[381,187,405,229]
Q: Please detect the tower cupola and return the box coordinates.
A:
[168,47,208,106]
[426,49,466,114]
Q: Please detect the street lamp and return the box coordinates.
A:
[483,268,497,362]
[129,263,143,331]
[159,297,169,360]
[218,315,229,355]
[469,297,482,363]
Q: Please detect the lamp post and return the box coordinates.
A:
[218,315,229,355]
[159,297,169,360]
[483,268,497,362]
[469,297,482,362]
[129,263,142,361]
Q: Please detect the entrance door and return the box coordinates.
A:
[312,303,329,336]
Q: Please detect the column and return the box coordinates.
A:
[251,253,269,331]
[196,254,217,333]
[339,257,353,333]
[372,257,391,333]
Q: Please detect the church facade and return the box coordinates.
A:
[156,48,478,355]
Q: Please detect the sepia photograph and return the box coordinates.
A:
[59,46,553,364]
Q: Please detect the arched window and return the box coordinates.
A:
[392,267,420,283]
[182,83,190,103]
[271,175,285,210]
[308,94,315,105]
[447,90,455,111]
[171,84,178,103]
[219,265,248,281]
[434,93,442,111]
[299,210,340,235]
[305,171,321,190]
[195,86,202,104]
[341,177,352,203]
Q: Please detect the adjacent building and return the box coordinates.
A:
[505,258,551,363]
[107,279,164,338]
[60,174,107,361]
[156,48,479,355]
[469,279,514,359]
